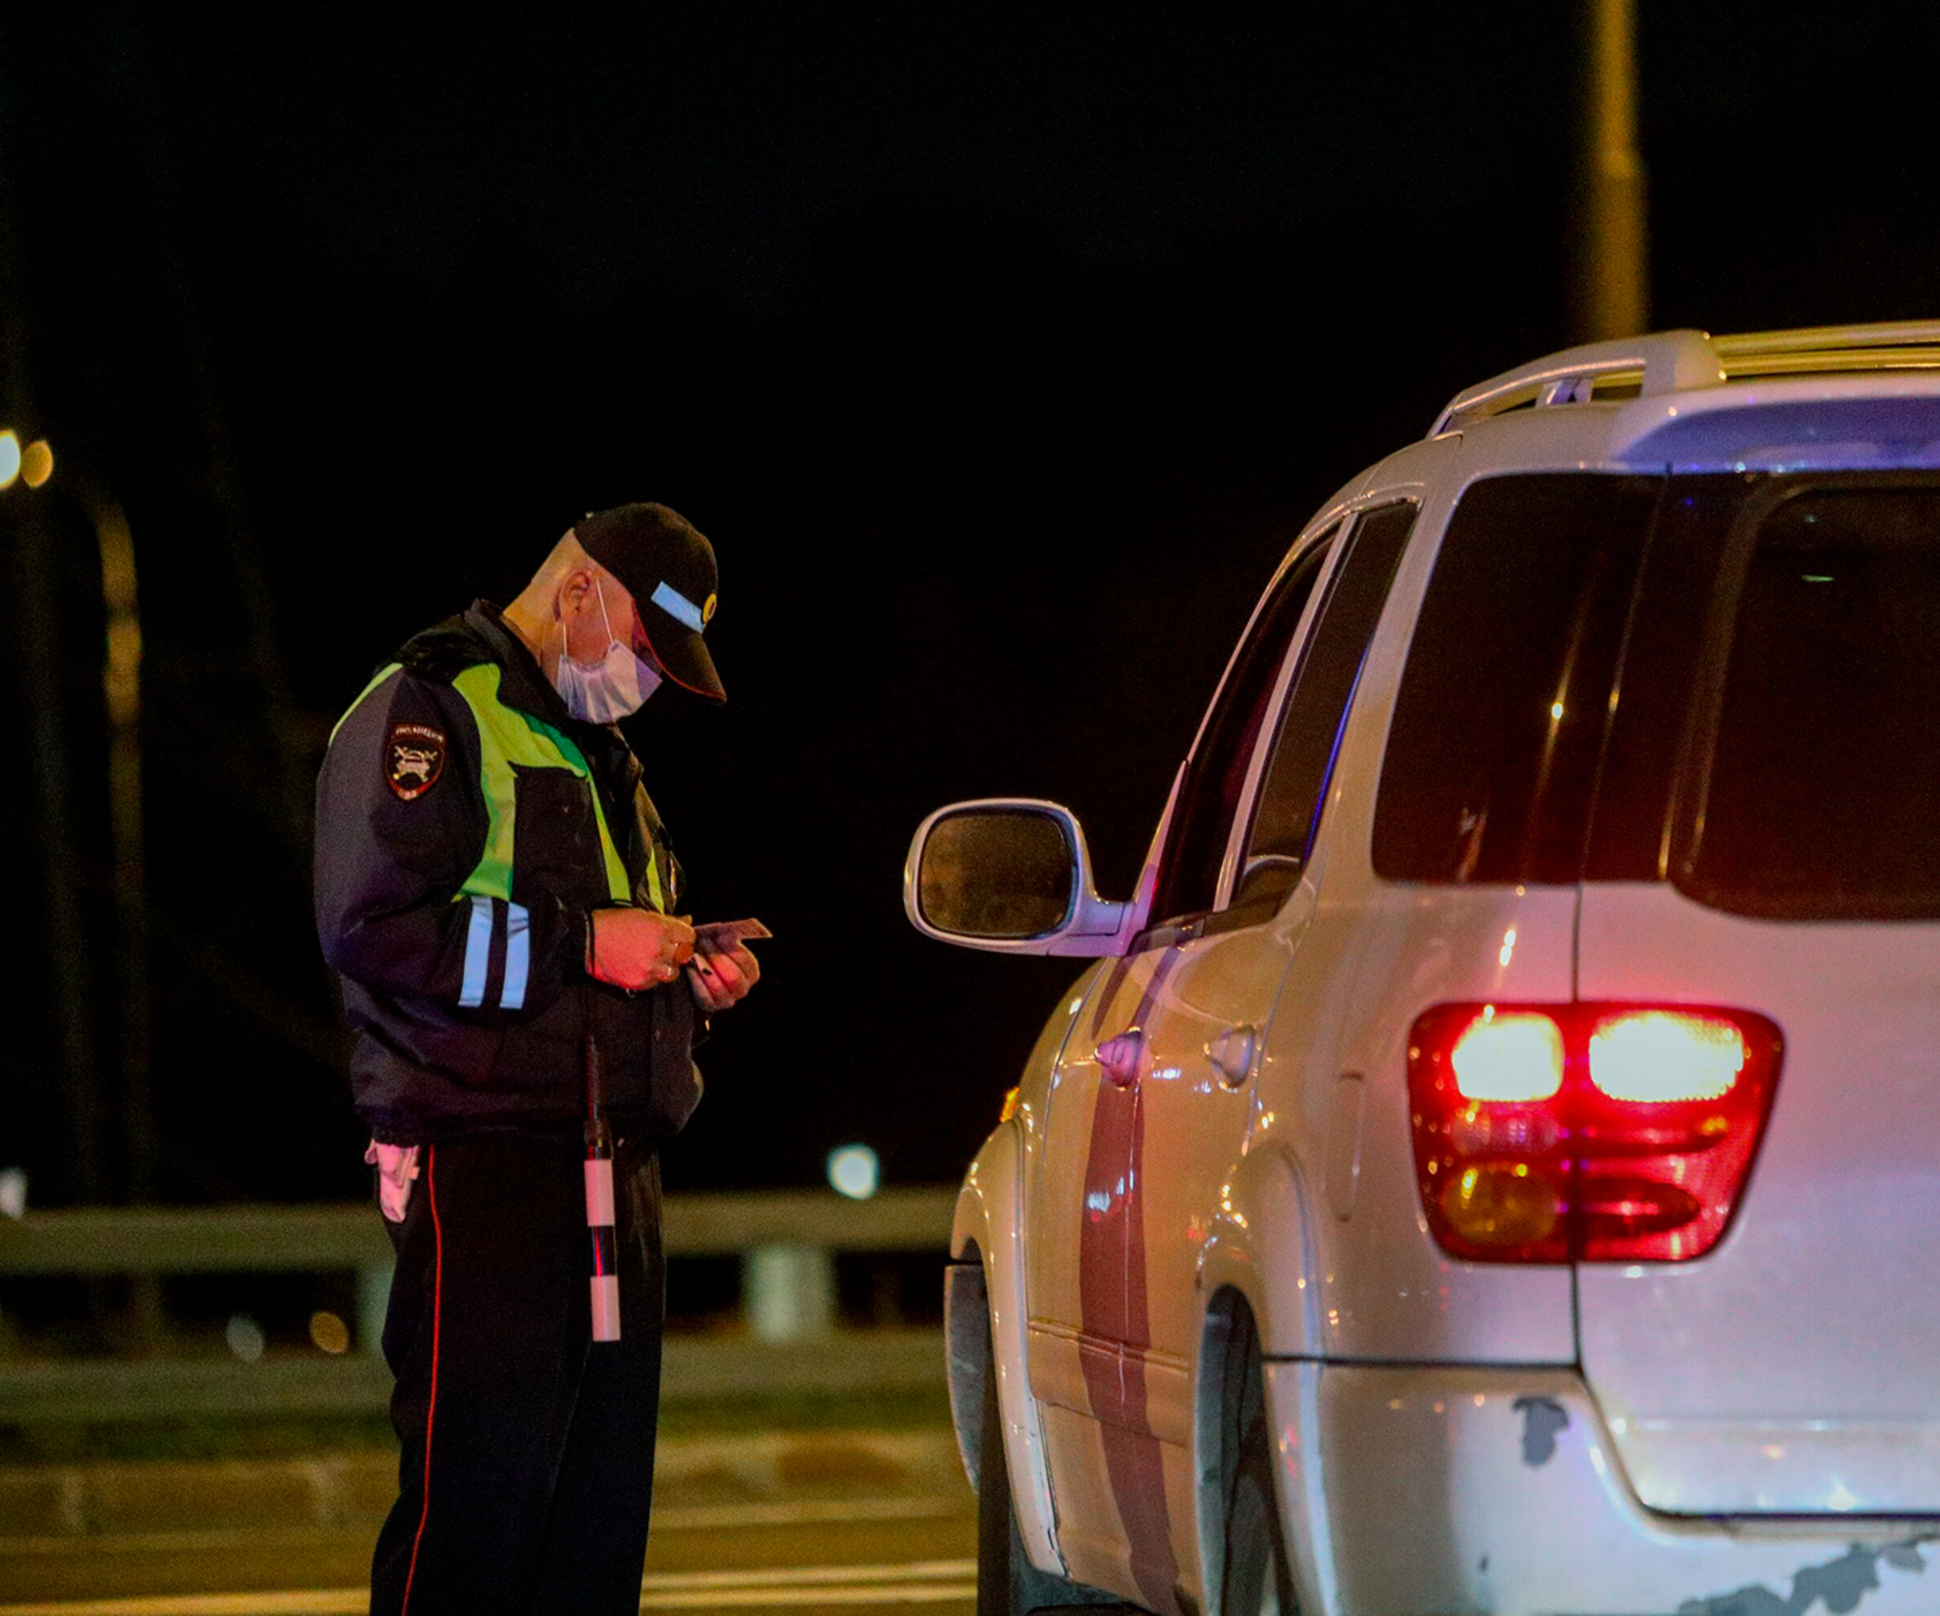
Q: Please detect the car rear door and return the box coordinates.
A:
[1023,525,1340,1606]
[1026,502,1420,1607]
[1575,474,1940,1515]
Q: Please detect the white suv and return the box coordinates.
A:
[906,324,1940,1616]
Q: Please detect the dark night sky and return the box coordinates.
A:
[3,6,1939,1203]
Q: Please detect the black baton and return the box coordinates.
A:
[584,1032,621,1342]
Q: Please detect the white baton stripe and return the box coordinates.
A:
[651,580,706,633]
[458,895,493,1008]
[501,901,530,1010]
[584,1157,617,1226]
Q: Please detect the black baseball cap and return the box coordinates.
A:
[574,503,725,702]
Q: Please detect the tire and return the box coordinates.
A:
[977,1320,1121,1615]
[1217,1321,1297,1616]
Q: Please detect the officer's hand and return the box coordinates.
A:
[688,938,761,1013]
[589,908,696,991]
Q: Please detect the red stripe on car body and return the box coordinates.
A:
[1074,950,1185,1614]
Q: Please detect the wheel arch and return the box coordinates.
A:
[945,1122,1063,1574]
[1192,1144,1324,1614]
[1194,1141,1323,1356]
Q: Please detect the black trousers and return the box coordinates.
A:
[370,1128,665,1616]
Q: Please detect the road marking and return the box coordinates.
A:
[0,1494,973,1556]
[646,1560,974,1589]
[656,1497,970,1530]
[0,1561,981,1616]
[639,1589,974,1609]
[636,1562,976,1610]
[0,1597,366,1616]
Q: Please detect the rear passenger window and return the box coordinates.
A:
[1237,502,1417,911]
[1372,475,1660,885]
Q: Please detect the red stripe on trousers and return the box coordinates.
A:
[400,1145,442,1616]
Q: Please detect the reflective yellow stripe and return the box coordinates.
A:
[449,663,645,907]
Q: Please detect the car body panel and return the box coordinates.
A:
[1279,1361,1939,1616]
[1033,1399,1201,1613]
[1252,443,1581,1363]
[1274,881,1581,1363]
[1612,371,1940,468]
[1577,884,1940,1514]
[1024,940,1208,1611]
[952,965,1104,1576]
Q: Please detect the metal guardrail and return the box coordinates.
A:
[0,1189,959,1423]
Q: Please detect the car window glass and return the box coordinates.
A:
[1584,475,1742,882]
[1688,482,1940,918]
[1147,532,1336,927]
[1238,502,1417,911]
[1372,475,1658,885]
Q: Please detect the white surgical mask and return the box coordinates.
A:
[553,579,663,723]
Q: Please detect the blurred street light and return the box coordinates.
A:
[0,429,18,489]
[225,1314,266,1363]
[309,1310,350,1354]
[827,1144,881,1200]
[21,436,51,487]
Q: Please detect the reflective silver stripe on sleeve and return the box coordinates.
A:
[459,895,493,1008]
[651,580,706,633]
[500,902,530,1011]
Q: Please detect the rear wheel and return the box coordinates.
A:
[1217,1318,1297,1616]
[977,1320,1120,1614]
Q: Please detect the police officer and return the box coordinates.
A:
[314,503,760,1616]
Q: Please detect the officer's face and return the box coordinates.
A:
[561,574,672,688]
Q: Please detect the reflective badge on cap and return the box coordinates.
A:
[651,580,709,634]
[386,723,446,800]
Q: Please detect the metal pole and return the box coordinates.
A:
[13,504,109,1205]
[0,81,110,1208]
[1576,0,1649,341]
[92,489,154,1208]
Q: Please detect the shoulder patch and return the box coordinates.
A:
[386,723,447,800]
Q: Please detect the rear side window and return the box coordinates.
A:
[1149,531,1335,926]
[1685,481,1940,918]
[1239,502,1417,910]
[1373,475,1660,884]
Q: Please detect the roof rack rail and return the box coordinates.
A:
[1711,321,1940,358]
[1430,321,1940,439]
[1709,321,1940,380]
[1429,331,1723,438]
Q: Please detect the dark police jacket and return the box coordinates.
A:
[314,601,701,1145]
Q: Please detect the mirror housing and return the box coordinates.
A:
[904,799,1130,956]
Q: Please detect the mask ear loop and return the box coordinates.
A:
[594,576,620,653]
[555,575,611,670]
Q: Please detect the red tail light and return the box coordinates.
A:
[1408,1003,1783,1263]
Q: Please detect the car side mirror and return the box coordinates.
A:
[904,799,1129,956]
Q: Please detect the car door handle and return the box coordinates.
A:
[1207,1024,1259,1087]
[1096,1027,1143,1087]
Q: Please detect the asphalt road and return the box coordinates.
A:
[0,1430,979,1614]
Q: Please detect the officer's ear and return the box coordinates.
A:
[555,565,601,621]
